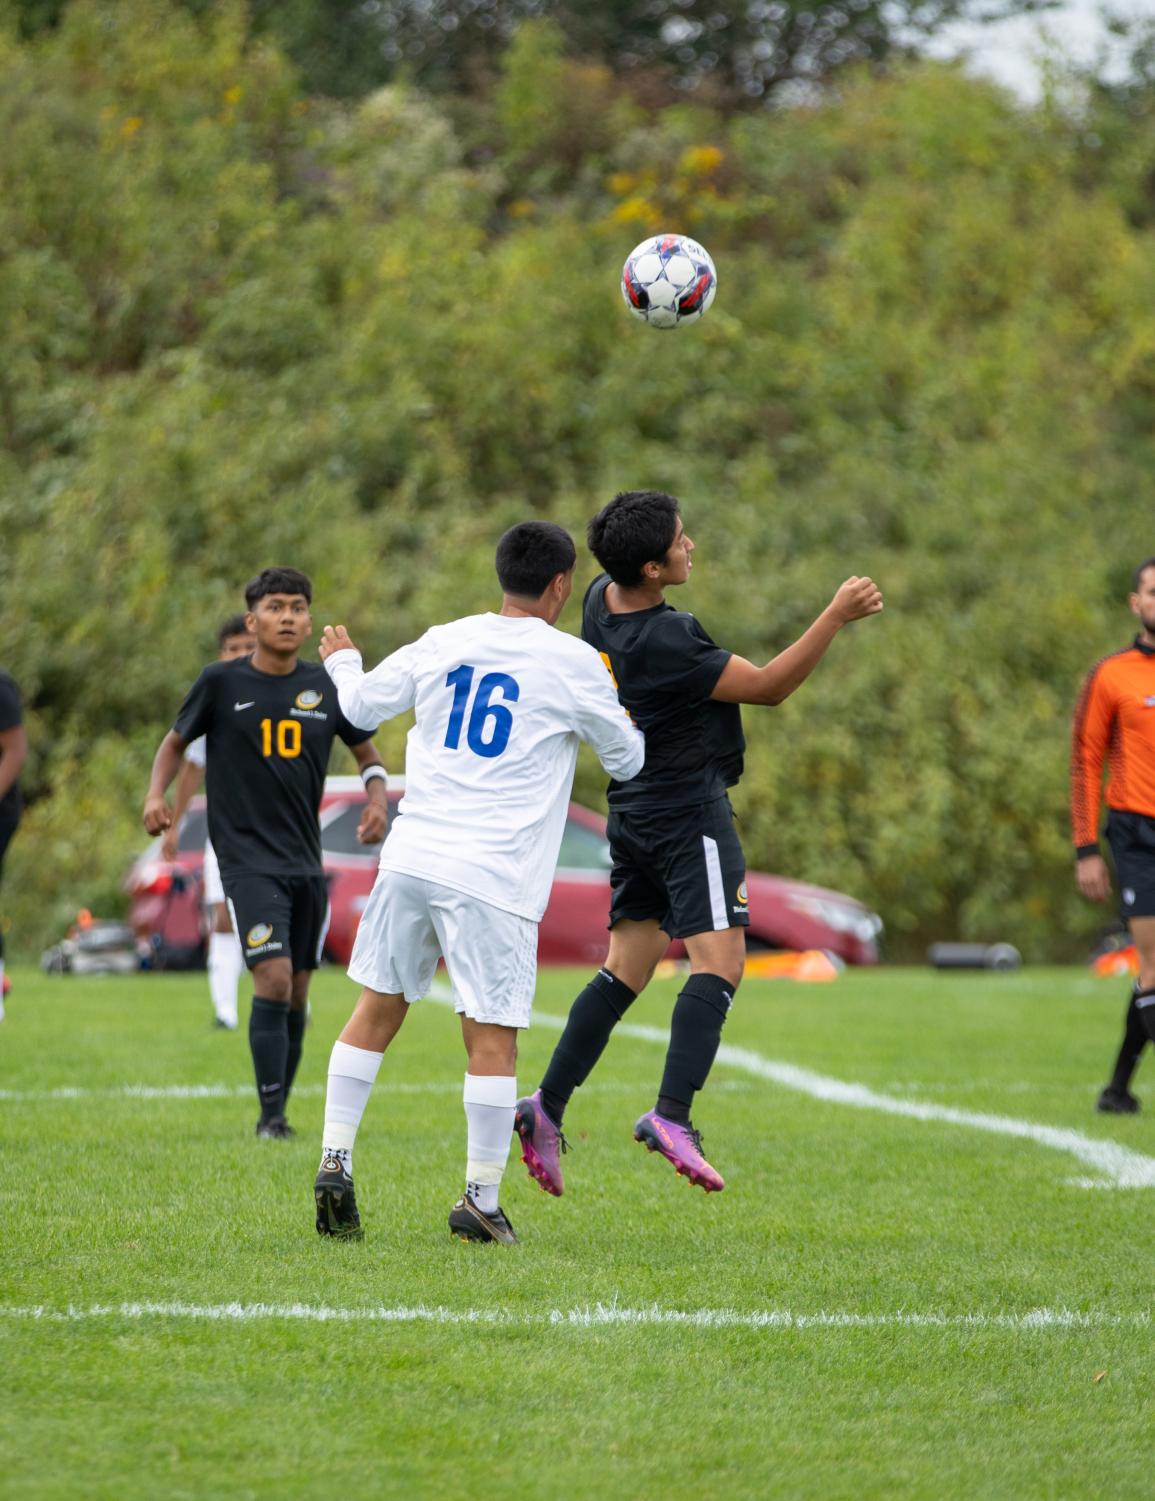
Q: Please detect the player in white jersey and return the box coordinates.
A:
[161,614,255,1028]
[313,522,644,1245]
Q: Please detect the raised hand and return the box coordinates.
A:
[831,576,884,625]
[320,624,359,662]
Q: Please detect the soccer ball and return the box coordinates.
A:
[620,234,717,330]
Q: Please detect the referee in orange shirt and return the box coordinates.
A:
[1072,556,1155,1112]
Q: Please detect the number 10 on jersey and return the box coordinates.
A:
[443,666,520,758]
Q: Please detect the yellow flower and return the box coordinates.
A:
[223,85,243,106]
[121,117,143,139]
[507,198,537,220]
[679,145,723,177]
[607,172,636,196]
[611,196,659,226]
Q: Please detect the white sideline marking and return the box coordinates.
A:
[0,1081,750,1103]
[0,1301,1148,1331]
[429,989,1155,1192]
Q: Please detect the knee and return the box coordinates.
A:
[468,1036,518,1075]
[254,963,292,1002]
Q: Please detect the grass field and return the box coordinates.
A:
[2,961,1154,1499]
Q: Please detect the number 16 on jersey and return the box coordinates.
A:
[443,666,520,759]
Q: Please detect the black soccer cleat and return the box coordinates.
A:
[1097,1084,1141,1115]
[448,1196,519,1245]
[255,1114,296,1139]
[315,1153,364,1240]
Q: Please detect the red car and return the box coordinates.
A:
[126,775,882,967]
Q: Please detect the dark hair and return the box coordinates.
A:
[243,567,312,609]
[587,490,680,587]
[495,522,577,597]
[1134,557,1155,591]
[217,613,251,646]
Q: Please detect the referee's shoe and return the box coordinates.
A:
[1097,1084,1141,1115]
[315,1153,364,1240]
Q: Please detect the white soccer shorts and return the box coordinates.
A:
[347,870,538,1029]
[201,838,225,906]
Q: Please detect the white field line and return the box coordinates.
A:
[453,987,1155,1193]
[0,1301,1149,1332]
[0,1080,750,1103]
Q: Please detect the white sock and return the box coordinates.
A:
[321,1040,384,1176]
[207,931,243,1027]
[464,1072,517,1213]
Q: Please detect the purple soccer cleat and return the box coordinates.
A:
[514,1090,568,1197]
[633,1111,725,1193]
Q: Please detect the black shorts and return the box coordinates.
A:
[606,795,750,940]
[1106,812,1155,922]
[224,873,331,972]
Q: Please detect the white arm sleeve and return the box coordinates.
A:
[323,642,422,731]
[571,647,645,782]
[183,734,207,769]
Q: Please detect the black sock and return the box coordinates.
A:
[249,996,289,1121]
[284,1007,307,1106]
[1133,985,1155,1048]
[656,973,736,1119]
[540,969,637,1126]
[1110,983,1147,1090]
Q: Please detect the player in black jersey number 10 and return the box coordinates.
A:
[143,568,387,1139]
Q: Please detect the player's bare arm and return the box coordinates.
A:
[143,730,188,834]
[350,740,388,844]
[319,624,358,662]
[0,722,28,803]
[711,575,883,707]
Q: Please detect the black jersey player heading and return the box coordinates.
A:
[516,490,883,1199]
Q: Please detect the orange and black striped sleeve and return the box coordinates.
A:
[1071,659,1116,855]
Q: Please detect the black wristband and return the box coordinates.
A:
[1075,844,1100,860]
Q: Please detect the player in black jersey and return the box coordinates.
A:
[143,568,386,1138]
[515,490,882,1195]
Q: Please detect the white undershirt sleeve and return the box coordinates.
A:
[571,648,645,782]
[323,641,423,731]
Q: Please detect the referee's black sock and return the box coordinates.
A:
[656,973,736,1124]
[284,1006,307,1107]
[1109,981,1147,1091]
[539,969,637,1127]
[249,996,289,1121]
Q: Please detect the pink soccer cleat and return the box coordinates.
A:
[514,1090,568,1197]
[633,1111,725,1193]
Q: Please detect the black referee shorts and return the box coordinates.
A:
[1106,811,1155,922]
[225,873,331,972]
[606,795,750,940]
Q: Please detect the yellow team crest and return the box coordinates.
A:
[295,689,323,710]
[246,923,273,948]
[736,882,748,905]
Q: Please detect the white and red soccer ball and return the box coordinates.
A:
[620,234,717,329]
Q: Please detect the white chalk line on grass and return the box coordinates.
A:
[431,990,1155,1193]
[0,1301,1149,1332]
[0,1081,751,1103]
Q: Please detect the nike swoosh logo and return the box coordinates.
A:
[234,701,255,711]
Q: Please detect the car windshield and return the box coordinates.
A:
[557,820,611,872]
